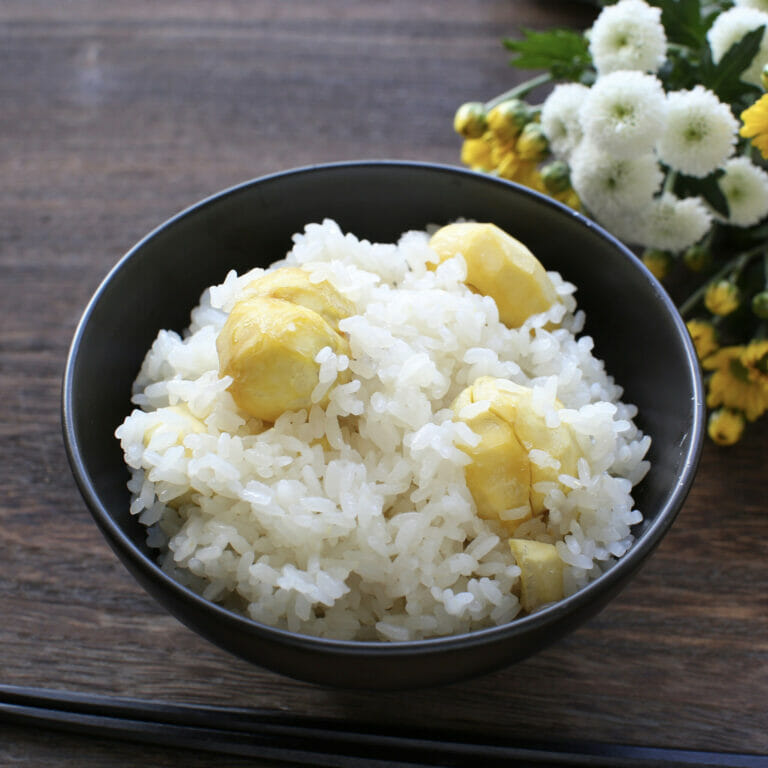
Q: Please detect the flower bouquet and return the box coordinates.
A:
[454,0,768,445]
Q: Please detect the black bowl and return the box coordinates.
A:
[62,161,704,689]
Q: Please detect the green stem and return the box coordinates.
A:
[700,225,716,255]
[485,73,553,110]
[679,245,765,318]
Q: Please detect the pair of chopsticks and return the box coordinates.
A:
[0,684,764,767]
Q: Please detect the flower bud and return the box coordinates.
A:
[487,99,531,143]
[762,63,768,92]
[752,290,768,319]
[540,160,571,195]
[683,243,713,273]
[705,280,740,316]
[707,408,745,446]
[454,102,488,139]
[641,249,673,280]
[515,123,549,162]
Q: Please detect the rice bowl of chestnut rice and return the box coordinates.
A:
[115,218,650,642]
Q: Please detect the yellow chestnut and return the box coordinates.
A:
[239,267,354,333]
[509,538,564,612]
[452,377,580,532]
[217,296,349,422]
[429,223,558,328]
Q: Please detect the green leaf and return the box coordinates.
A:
[675,170,729,218]
[653,0,708,48]
[659,47,701,91]
[700,26,765,104]
[741,222,768,242]
[503,28,592,81]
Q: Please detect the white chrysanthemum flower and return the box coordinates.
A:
[588,0,667,74]
[540,83,590,159]
[707,7,768,87]
[637,194,712,252]
[718,156,768,226]
[656,87,738,178]
[580,71,667,157]
[734,0,768,15]
[570,140,663,220]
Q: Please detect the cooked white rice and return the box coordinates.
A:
[115,219,650,641]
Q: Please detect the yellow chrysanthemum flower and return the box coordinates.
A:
[704,280,740,316]
[554,188,581,211]
[686,319,719,360]
[461,137,493,171]
[741,339,768,390]
[493,153,546,194]
[495,151,524,180]
[513,160,547,193]
[707,408,746,446]
[740,94,768,160]
[490,136,516,167]
[704,345,768,421]
[642,249,673,280]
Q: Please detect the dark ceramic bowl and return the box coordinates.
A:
[62,161,704,689]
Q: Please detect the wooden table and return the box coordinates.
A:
[1,2,766,764]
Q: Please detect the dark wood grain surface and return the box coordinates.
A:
[1,1,766,765]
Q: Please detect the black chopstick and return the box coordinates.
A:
[1,684,765,767]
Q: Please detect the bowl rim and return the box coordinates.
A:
[61,159,706,655]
